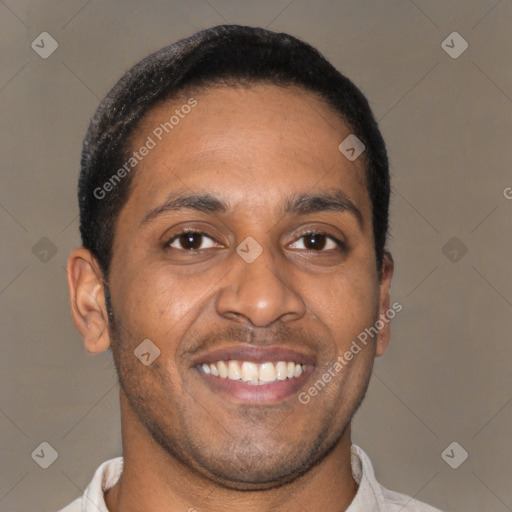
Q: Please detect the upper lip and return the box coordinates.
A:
[190,345,316,367]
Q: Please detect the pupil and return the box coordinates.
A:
[305,234,326,250]
[180,233,202,250]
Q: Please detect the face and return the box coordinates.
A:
[71,84,393,489]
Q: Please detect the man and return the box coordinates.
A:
[63,25,442,512]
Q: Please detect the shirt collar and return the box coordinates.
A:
[346,443,387,511]
[81,457,123,512]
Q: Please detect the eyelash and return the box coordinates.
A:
[164,229,345,252]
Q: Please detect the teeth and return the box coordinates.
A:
[200,360,306,383]
[228,360,241,380]
[210,363,219,377]
[241,361,258,382]
[259,362,276,382]
[276,361,287,380]
[217,360,228,378]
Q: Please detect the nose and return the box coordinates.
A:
[215,243,307,328]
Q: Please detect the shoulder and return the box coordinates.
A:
[350,444,444,512]
[58,497,81,511]
[380,486,444,511]
[56,457,123,512]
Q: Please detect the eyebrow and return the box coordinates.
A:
[140,191,228,225]
[284,190,364,228]
[140,189,364,229]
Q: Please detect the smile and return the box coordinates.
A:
[198,360,306,385]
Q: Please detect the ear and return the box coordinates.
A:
[375,251,394,357]
[66,247,111,353]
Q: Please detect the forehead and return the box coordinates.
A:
[123,84,370,222]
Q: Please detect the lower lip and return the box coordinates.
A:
[195,367,313,404]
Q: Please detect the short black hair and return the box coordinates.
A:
[79,24,389,276]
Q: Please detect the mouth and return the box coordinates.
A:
[191,346,315,404]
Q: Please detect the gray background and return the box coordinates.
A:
[1,1,511,511]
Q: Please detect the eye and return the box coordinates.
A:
[166,231,218,251]
[289,232,342,251]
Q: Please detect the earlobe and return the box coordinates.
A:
[66,248,111,353]
[375,251,394,357]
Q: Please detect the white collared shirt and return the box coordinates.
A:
[59,444,443,512]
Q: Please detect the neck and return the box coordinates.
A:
[105,391,358,512]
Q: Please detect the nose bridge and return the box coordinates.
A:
[216,237,306,327]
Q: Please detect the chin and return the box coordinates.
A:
[185,432,333,491]
[193,458,310,491]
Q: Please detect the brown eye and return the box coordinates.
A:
[167,231,216,251]
[303,233,327,250]
[289,232,340,251]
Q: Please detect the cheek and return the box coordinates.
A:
[114,262,217,342]
[314,262,379,345]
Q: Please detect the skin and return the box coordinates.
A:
[67,84,394,512]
